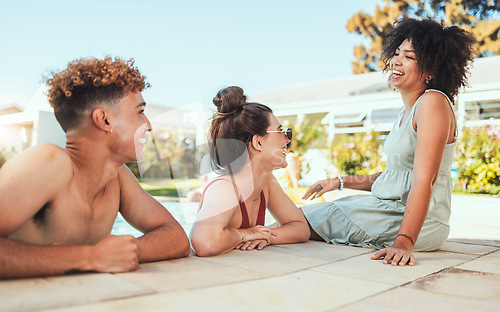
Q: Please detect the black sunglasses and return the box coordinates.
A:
[266,128,292,141]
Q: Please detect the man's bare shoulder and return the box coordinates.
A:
[117,164,141,186]
[0,144,75,237]
[116,165,148,201]
[0,144,73,186]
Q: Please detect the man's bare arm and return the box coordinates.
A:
[0,235,138,279]
[118,166,190,262]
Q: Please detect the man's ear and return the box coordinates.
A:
[91,108,111,133]
[251,135,264,152]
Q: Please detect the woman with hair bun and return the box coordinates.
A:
[301,18,476,266]
[190,86,310,257]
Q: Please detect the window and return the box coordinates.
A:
[465,100,500,121]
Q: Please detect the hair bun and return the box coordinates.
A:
[213,86,247,114]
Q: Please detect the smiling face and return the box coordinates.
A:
[259,114,291,170]
[109,92,152,163]
[389,39,429,92]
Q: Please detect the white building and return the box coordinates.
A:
[0,86,207,153]
[0,85,66,153]
[251,55,500,142]
[1,56,499,155]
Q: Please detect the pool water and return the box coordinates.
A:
[111,201,199,237]
[111,201,277,237]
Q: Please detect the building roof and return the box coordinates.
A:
[250,55,500,106]
[467,55,500,86]
[146,101,210,131]
[0,105,23,116]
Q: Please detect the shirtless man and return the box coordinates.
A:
[0,57,190,279]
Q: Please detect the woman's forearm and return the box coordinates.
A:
[395,180,433,248]
[191,228,242,257]
[270,221,310,245]
[341,172,381,191]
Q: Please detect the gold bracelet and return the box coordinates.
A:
[396,233,414,245]
[231,228,244,242]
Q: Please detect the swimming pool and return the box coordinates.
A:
[111,201,199,237]
[111,201,277,237]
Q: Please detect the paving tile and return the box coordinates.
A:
[407,268,500,300]
[0,273,154,312]
[117,255,269,292]
[311,251,476,286]
[199,248,330,275]
[446,238,500,248]
[40,294,171,312]
[335,286,500,312]
[177,270,394,311]
[456,250,500,274]
[44,270,394,312]
[6,241,498,312]
[448,196,500,242]
[439,241,499,255]
[265,240,372,261]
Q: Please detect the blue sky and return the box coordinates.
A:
[0,0,383,110]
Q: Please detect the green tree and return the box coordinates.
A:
[347,0,500,73]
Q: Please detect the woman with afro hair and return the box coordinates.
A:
[301,18,476,266]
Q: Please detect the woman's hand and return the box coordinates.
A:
[371,244,416,266]
[240,225,277,244]
[234,225,277,251]
[235,239,270,251]
[302,178,339,200]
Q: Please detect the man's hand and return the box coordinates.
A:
[87,235,139,273]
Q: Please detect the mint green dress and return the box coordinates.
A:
[302,89,455,251]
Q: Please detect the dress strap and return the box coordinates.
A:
[395,107,406,129]
[410,89,457,137]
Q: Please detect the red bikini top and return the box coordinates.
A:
[197,178,266,229]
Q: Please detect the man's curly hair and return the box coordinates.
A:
[45,56,150,132]
[381,18,476,101]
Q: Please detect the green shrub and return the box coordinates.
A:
[0,147,14,169]
[281,119,328,155]
[454,124,500,195]
[127,127,199,180]
[329,131,385,176]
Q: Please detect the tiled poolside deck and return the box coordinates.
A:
[1,194,499,312]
